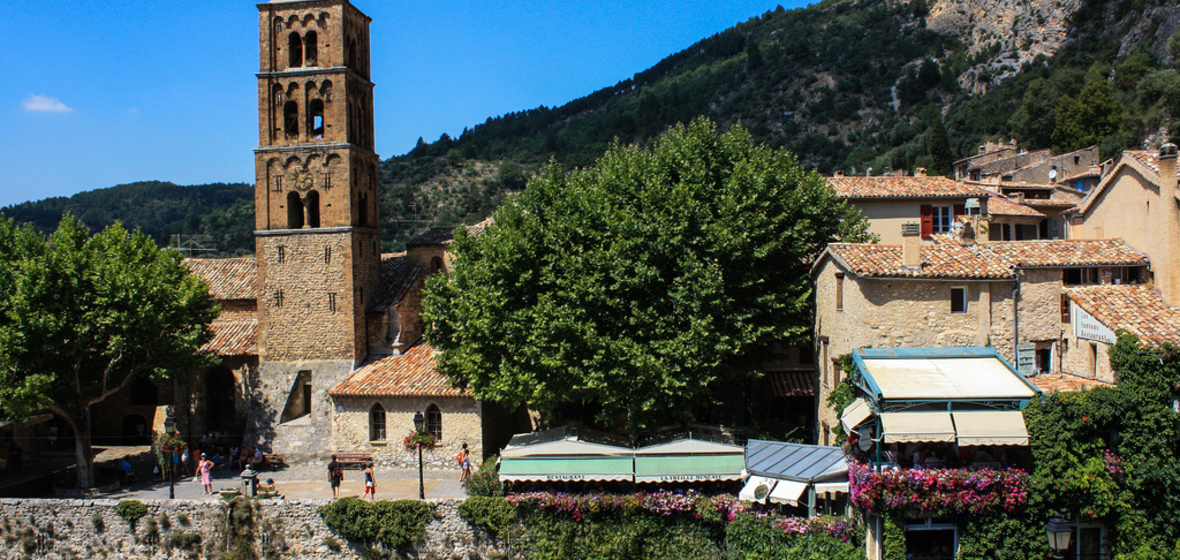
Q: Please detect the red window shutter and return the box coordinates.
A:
[953,204,966,218]
[920,204,933,238]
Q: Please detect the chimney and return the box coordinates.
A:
[902,222,922,268]
[914,167,927,177]
[1156,143,1179,304]
[1013,192,1025,205]
[834,170,846,177]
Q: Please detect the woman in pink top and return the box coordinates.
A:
[198,453,214,494]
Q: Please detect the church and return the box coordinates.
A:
[156,0,521,467]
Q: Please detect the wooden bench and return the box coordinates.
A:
[334,453,372,470]
[260,453,287,471]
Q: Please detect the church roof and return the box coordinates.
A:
[199,318,258,356]
[371,252,424,311]
[328,342,466,397]
[185,258,257,300]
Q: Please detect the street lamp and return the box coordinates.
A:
[1045,514,1072,559]
[164,406,177,500]
[413,411,425,500]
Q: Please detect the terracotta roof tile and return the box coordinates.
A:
[1128,150,1160,173]
[1022,190,1080,207]
[1030,372,1113,393]
[185,258,256,300]
[328,342,466,397]
[987,195,1046,218]
[981,239,1147,268]
[826,240,1013,279]
[767,372,816,397]
[408,227,458,246]
[199,318,257,356]
[827,176,982,198]
[1066,285,1180,344]
[371,253,423,311]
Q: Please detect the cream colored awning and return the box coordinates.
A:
[840,398,873,433]
[738,475,778,503]
[952,411,1030,446]
[861,357,1037,400]
[813,481,849,495]
[768,479,810,506]
[881,412,956,443]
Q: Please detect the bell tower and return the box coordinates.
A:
[253,0,380,455]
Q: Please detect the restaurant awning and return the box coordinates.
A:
[840,398,873,433]
[952,411,1030,446]
[633,438,745,483]
[768,480,810,506]
[738,475,779,503]
[880,412,956,443]
[499,456,634,482]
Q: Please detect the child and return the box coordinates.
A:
[363,463,376,501]
[457,443,472,487]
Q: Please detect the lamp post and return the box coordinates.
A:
[1045,514,1073,559]
[413,411,425,500]
[164,406,177,500]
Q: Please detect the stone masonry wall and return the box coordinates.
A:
[333,396,485,468]
[0,498,507,560]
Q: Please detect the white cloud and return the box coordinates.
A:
[22,94,73,113]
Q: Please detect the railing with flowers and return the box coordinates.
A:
[505,490,858,541]
[848,461,1028,514]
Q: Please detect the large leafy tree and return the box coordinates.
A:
[0,215,217,488]
[423,119,872,430]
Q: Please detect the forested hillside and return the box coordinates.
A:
[6,0,1180,255]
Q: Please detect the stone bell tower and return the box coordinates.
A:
[252,0,380,455]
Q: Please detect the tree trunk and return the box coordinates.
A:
[64,408,94,489]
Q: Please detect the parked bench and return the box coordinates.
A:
[334,453,372,470]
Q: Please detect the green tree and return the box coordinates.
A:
[0,215,217,488]
[1052,80,1126,156]
[927,116,953,176]
[423,119,872,430]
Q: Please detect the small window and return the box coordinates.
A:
[287,192,304,229]
[1061,293,1071,323]
[306,190,321,228]
[835,273,845,311]
[283,101,299,138]
[431,256,444,273]
[932,206,953,233]
[950,287,967,313]
[324,246,331,264]
[277,245,285,263]
[425,404,442,440]
[328,292,336,313]
[369,403,386,442]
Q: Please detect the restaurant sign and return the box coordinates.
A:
[1072,302,1117,344]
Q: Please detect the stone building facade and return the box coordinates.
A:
[811,228,1150,444]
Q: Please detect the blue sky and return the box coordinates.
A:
[2,0,804,208]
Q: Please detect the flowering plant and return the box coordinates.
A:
[403,430,438,451]
[848,461,1029,514]
[153,431,187,477]
[1103,450,1125,483]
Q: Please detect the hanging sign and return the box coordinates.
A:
[1072,302,1117,344]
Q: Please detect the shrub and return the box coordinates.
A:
[166,531,202,551]
[115,500,148,529]
[465,459,503,497]
[319,497,435,550]
[725,513,864,560]
[459,496,515,538]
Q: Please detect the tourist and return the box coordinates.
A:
[198,452,214,495]
[328,455,343,499]
[119,458,134,483]
[179,449,191,477]
[457,443,471,487]
[363,463,376,501]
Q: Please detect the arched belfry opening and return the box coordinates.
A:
[304,31,318,66]
[283,101,298,138]
[309,99,324,139]
[306,190,321,228]
[288,32,303,68]
[287,191,304,229]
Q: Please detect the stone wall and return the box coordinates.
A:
[333,396,485,468]
[0,498,507,560]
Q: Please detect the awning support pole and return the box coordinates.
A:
[807,486,816,518]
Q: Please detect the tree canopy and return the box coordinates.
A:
[423,119,872,430]
[0,214,218,487]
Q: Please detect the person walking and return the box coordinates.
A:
[362,463,376,501]
[457,443,472,487]
[198,453,214,495]
[327,455,343,499]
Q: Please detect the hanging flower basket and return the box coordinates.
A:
[403,431,438,452]
[153,431,187,477]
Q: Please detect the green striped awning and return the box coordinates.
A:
[634,454,745,483]
[499,456,634,482]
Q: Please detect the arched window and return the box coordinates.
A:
[430,256,443,273]
[306,190,321,228]
[369,403,386,442]
[347,38,357,69]
[309,99,324,139]
[358,192,368,226]
[288,32,303,68]
[287,192,304,229]
[425,404,442,440]
[283,101,298,138]
[304,31,318,66]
